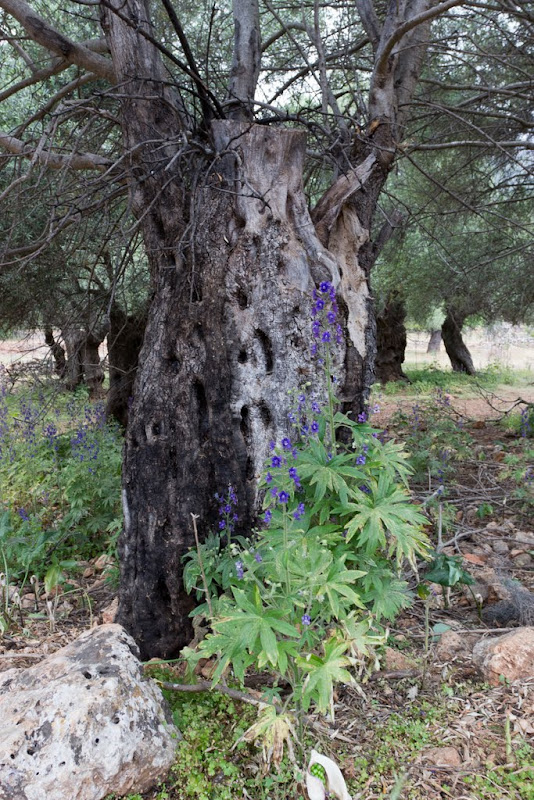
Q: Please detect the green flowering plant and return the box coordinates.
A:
[183,282,429,721]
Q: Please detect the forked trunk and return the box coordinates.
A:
[119,122,375,658]
[375,293,409,384]
[441,309,476,375]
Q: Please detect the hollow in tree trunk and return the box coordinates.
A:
[441,309,476,375]
[375,293,409,384]
[427,329,442,353]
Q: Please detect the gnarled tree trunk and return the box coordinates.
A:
[441,308,476,375]
[63,327,105,395]
[118,121,376,658]
[375,293,409,384]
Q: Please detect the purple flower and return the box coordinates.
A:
[319,281,331,293]
[311,402,321,413]
[254,552,263,564]
[327,311,336,324]
[288,467,298,479]
[235,560,244,579]
[356,454,366,465]
[264,509,272,524]
[359,484,371,494]
[357,412,367,423]
[219,520,226,530]
[312,320,321,338]
[281,437,292,450]
[321,331,331,343]
[311,420,319,434]
[293,502,306,520]
[278,491,290,503]
[301,614,311,626]
[265,472,273,483]
[18,508,29,522]
[315,299,325,311]
[269,440,276,451]
[271,486,279,497]
[271,455,282,468]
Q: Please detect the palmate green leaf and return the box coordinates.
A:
[297,638,353,714]
[211,588,301,670]
[313,562,366,618]
[334,474,429,563]
[367,440,413,485]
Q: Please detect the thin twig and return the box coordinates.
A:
[156,679,272,708]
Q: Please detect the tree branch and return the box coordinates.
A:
[0,0,115,82]
[0,131,113,171]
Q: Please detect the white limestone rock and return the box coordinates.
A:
[0,623,179,800]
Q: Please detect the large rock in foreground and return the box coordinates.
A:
[472,627,534,686]
[0,624,179,800]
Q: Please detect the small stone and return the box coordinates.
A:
[383,647,418,671]
[101,596,119,624]
[472,627,534,686]
[511,552,533,568]
[491,540,509,555]
[463,553,487,566]
[94,554,109,571]
[422,746,462,767]
[82,567,95,579]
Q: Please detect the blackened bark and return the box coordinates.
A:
[427,329,442,353]
[441,309,476,375]
[44,328,66,378]
[375,293,409,384]
[106,305,146,427]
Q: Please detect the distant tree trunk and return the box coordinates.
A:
[375,293,409,383]
[63,327,105,394]
[44,328,66,377]
[427,329,442,353]
[441,309,476,375]
[106,305,146,427]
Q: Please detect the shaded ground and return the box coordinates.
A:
[1,384,533,799]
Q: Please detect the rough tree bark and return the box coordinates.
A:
[441,308,476,374]
[375,293,409,383]
[427,329,442,353]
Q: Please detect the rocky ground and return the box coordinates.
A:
[1,389,533,799]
